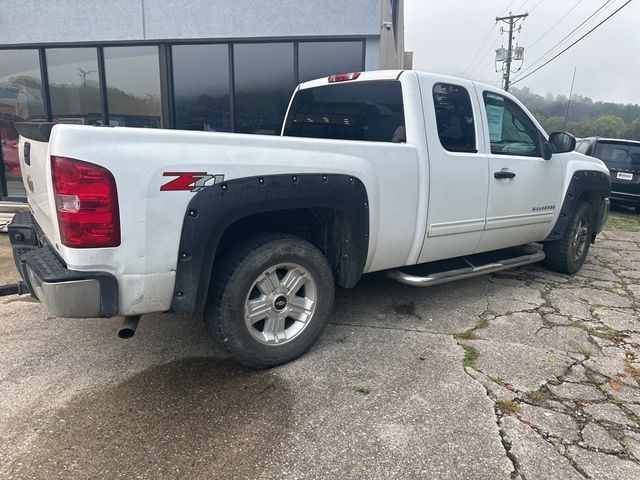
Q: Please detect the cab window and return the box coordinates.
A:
[432,83,477,153]
[283,81,405,143]
[483,92,541,157]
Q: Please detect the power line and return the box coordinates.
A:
[515,0,614,80]
[527,0,587,49]
[514,0,531,13]
[528,0,545,14]
[463,21,499,75]
[500,0,518,16]
[511,0,632,86]
[467,33,504,79]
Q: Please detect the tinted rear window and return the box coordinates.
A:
[594,142,640,166]
[432,83,476,153]
[283,81,405,143]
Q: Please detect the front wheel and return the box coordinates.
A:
[543,202,593,274]
[206,233,335,369]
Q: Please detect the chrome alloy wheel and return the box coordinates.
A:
[571,216,589,261]
[244,263,317,345]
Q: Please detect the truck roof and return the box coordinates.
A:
[298,69,498,93]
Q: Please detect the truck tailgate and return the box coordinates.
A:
[15,122,57,243]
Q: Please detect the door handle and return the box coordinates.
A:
[494,170,516,179]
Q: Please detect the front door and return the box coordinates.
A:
[475,90,563,252]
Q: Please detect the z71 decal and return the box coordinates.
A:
[161,172,225,192]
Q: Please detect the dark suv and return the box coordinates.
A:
[576,137,640,211]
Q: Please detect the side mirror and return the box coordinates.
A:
[548,131,576,154]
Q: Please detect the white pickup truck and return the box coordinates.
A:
[9,70,610,368]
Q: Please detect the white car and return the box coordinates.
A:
[9,70,610,368]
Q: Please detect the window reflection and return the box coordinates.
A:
[172,44,230,132]
[47,48,103,125]
[234,43,294,134]
[298,42,364,83]
[104,46,162,128]
[0,49,44,197]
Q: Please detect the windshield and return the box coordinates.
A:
[594,141,640,167]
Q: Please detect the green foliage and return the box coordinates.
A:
[512,87,640,141]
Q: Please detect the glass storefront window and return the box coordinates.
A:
[47,48,103,125]
[298,42,364,84]
[0,49,44,198]
[233,43,294,134]
[172,44,230,132]
[104,46,162,128]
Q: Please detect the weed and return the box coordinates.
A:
[454,329,479,340]
[585,375,604,386]
[624,358,640,386]
[462,345,479,369]
[605,210,640,233]
[591,327,626,343]
[477,318,490,329]
[488,375,507,386]
[529,391,548,405]
[497,399,521,415]
[577,347,594,360]
[351,385,370,395]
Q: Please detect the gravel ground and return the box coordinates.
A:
[1,210,639,479]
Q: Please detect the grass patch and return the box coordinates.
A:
[529,391,549,405]
[586,374,604,386]
[488,375,507,386]
[462,345,479,369]
[477,318,490,329]
[605,209,640,233]
[624,359,640,387]
[590,327,627,343]
[351,385,370,395]
[497,399,521,415]
[454,329,479,340]
[577,347,594,360]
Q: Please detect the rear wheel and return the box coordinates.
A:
[206,233,335,369]
[543,202,593,274]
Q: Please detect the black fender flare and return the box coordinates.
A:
[545,170,610,242]
[170,173,369,315]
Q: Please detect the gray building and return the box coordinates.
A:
[0,0,407,221]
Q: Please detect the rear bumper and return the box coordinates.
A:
[8,211,118,318]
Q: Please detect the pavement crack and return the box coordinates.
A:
[455,339,522,479]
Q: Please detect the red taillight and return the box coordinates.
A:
[328,72,361,83]
[51,156,120,248]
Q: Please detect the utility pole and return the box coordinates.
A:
[496,12,528,91]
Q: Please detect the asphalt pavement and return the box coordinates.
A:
[1,215,639,479]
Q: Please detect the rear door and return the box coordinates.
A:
[475,89,563,252]
[417,77,489,263]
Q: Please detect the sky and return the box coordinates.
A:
[404,0,639,105]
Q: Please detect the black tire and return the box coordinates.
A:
[543,201,593,274]
[206,233,335,369]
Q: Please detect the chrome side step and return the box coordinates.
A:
[388,250,545,287]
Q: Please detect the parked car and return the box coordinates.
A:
[576,137,640,211]
[10,70,610,368]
